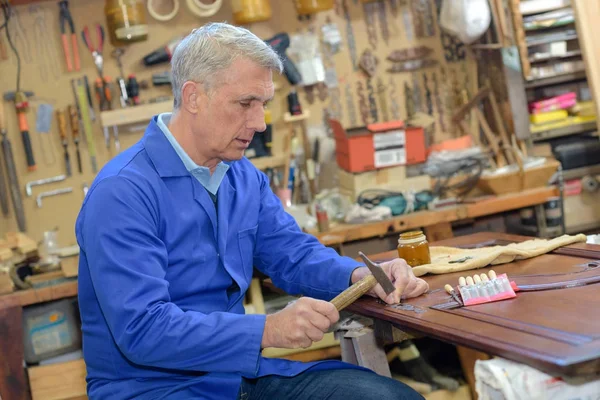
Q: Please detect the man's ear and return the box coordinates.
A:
[181,81,199,114]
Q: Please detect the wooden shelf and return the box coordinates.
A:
[526,32,578,47]
[284,110,310,123]
[525,70,587,88]
[0,280,78,307]
[100,99,173,128]
[250,155,288,170]
[529,50,582,63]
[312,186,559,246]
[558,164,600,181]
[531,121,597,141]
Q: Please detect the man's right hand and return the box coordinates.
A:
[261,297,339,349]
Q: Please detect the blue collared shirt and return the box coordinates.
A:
[157,113,230,198]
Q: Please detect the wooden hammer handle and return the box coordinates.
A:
[331,274,378,311]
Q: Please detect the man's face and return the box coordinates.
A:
[192,57,274,163]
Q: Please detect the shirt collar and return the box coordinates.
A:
[157,112,230,195]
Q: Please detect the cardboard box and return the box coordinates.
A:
[330,119,427,173]
[338,165,431,201]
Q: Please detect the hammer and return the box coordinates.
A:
[331,252,397,311]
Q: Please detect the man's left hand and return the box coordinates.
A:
[350,258,429,304]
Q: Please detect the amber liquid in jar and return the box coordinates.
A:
[397,231,431,267]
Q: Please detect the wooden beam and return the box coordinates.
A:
[452,88,491,123]
[573,0,600,119]
[0,299,29,400]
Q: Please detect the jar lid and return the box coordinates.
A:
[398,230,426,244]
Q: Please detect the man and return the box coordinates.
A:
[76,22,429,400]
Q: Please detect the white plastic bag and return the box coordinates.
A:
[439,0,491,44]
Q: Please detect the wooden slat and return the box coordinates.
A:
[250,155,288,170]
[509,0,531,79]
[28,359,87,400]
[0,281,78,307]
[100,100,172,128]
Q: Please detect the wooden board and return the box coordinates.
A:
[0,0,476,245]
[28,359,87,400]
[347,232,600,378]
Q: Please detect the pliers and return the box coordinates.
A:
[58,0,80,72]
[82,24,112,111]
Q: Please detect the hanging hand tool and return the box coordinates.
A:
[127,75,140,106]
[83,76,96,122]
[4,91,36,171]
[0,103,26,231]
[56,109,72,177]
[82,24,112,111]
[95,77,113,112]
[36,187,72,208]
[35,103,57,167]
[58,0,81,72]
[0,110,9,216]
[25,174,66,197]
[74,79,97,173]
[67,105,82,174]
[112,48,129,108]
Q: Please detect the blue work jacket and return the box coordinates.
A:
[75,117,365,399]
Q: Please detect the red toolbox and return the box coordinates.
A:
[330,119,427,173]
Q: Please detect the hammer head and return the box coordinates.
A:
[358,251,396,296]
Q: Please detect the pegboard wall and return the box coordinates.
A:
[0,0,476,245]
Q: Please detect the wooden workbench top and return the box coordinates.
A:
[347,232,600,378]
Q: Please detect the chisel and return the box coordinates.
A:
[67,105,83,174]
[56,109,72,177]
[0,103,27,232]
[75,79,97,173]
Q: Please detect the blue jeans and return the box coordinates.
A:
[238,369,424,400]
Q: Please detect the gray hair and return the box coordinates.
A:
[170,22,283,109]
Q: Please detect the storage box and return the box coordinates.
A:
[330,119,427,173]
[23,299,82,364]
[337,165,431,201]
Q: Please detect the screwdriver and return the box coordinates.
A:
[67,105,83,174]
[56,109,72,177]
[0,103,26,231]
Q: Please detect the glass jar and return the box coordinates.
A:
[397,230,431,267]
[294,0,334,16]
[105,0,148,47]
[232,0,272,25]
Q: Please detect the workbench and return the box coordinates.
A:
[342,232,600,397]
[0,186,563,400]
